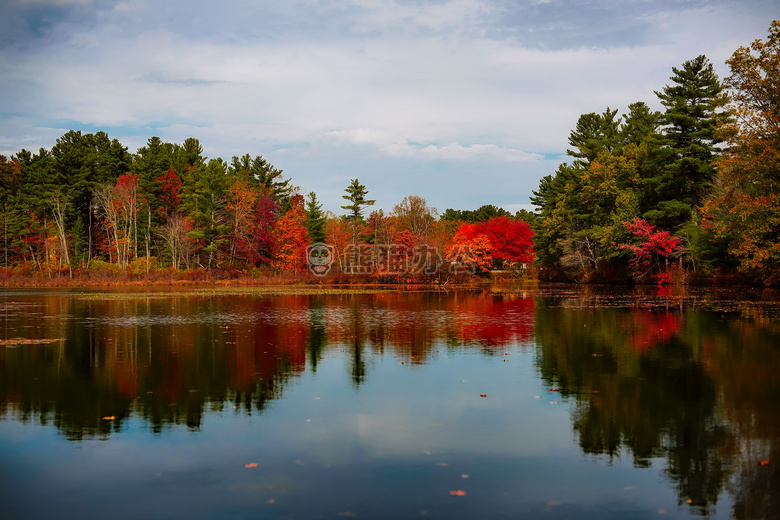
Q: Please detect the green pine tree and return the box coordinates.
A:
[304,192,327,244]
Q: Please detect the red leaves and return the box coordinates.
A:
[619,218,683,282]
[155,168,182,216]
[449,490,467,496]
[448,216,535,271]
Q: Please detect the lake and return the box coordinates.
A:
[1,286,779,519]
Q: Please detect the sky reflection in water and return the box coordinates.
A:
[1,288,779,519]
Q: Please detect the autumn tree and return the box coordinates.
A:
[619,218,684,283]
[273,194,308,271]
[49,193,72,277]
[92,174,139,269]
[447,222,493,274]
[155,168,182,218]
[702,20,780,279]
[254,191,277,265]
[159,213,194,269]
[476,216,535,268]
[393,195,437,238]
[225,177,259,265]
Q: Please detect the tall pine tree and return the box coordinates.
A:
[645,55,732,229]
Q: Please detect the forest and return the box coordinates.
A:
[0,21,778,286]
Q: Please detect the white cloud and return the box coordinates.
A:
[0,0,776,212]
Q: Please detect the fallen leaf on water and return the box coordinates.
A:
[686,499,693,504]
[549,401,558,405]
[245,462,259,468]
[479,394,487,398]
[266,499,275,504]
[449,490,467,496]
[102,416,116,421]
[436,462,449,467]
[760,460,770,466]
[461,474,469,479]
[549,388,559,392]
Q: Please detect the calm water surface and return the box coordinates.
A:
[1,286,779,519]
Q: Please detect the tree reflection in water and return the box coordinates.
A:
[1,288,779,519]
[534,289,780,519]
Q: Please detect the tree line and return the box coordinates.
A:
[0,135,534,281]
[1,21,777,285]
[532,21,780,285]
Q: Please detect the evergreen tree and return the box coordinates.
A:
[229,154,292,207]
[304,192,327,244]
[180,158,230,269]
[341,178,375,222]
[49,131,131,262]
[645,55,732,229]
[567,108,621,165]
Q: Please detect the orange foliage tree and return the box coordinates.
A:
[447,222,493,273]
[273,194,308,272]
[702,21,780,278]
[225,178,258,265]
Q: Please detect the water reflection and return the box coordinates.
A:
[0,291,534,438]
[534,292,780,519]
[1,287,779,519]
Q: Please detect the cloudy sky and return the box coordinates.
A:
[0,0,775,215]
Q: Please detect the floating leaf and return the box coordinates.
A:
[479,394,487,398]
[245,462,259,468]
[449,490,467,496]
[102,416,116,421]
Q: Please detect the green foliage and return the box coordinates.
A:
[341,178,375,223]
[567,108,621,164]
[441,204,511,223]
[230,153,292,208]
[304,192,327,244]
[647,55,733,229]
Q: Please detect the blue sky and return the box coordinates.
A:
[0,0,775,215]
